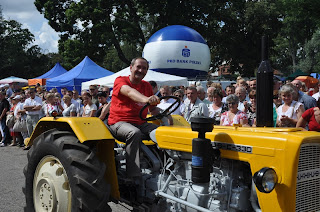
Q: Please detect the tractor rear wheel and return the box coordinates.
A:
[23,129,110,212]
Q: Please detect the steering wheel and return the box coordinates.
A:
[139,96,181,121]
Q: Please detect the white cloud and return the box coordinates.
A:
[1,0,59,53]
[34,22,59,53]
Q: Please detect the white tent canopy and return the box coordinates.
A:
[82,67,188,90]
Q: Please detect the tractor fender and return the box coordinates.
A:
[25,117,114,146]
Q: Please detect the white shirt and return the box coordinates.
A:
[312,92,320,101]
[157,98,181,115]
[83,104,97,117]
[24,96,42,115]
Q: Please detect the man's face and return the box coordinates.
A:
[226,87,234,96]
[29,90,36,98]
[249,80,256,89]
[160,88,170,97]
[197,90,206,101]
[61,89,67,96]
[187,89,198,103]
[72,91,79,99]
[291,80,301,91]
[89,87,98,96]
[235,88,246,101]
[130,59,148,83]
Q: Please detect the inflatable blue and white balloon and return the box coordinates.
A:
[142,25,211,78]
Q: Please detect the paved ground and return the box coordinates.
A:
[0,144,131,212]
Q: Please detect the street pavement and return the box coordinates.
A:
[0,145,131,212]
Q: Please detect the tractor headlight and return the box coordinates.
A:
[253,167,277,193]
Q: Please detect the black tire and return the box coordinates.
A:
[23,129,110,212]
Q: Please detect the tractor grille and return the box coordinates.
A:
[296,143,320,212]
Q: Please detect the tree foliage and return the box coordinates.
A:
[0,8,51,79]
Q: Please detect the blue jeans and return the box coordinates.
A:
[0,118,10,144]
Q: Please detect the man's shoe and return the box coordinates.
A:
[23,146,31,150]
[0,143,7,147]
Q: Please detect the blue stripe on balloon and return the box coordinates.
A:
[150,68,207,78]
[147,25,207,44]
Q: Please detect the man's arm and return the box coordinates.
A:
[0,108,8,121]
[120,85,159,105]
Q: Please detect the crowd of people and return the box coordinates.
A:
[1,67,320,150]
[0,83,110,148]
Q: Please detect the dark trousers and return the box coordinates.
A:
[0,118,11,144]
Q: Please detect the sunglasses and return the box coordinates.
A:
[175,95,182,98]
[273,95,279,99]
[227,102,237,105]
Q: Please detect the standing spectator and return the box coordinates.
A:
[24,88,42,137]
[60,87,68,98]
[173,89,185,116]
[89,85,99,108]
[220,94,249,126]
[100,85,111,102]
[8,95,20,146]
[235,86,249,111]
[206,87,215,104]
[222,85,235,103]
[157,86,180,121]
[183,87,209,123]
[296,105,320,131]
[149,81,161,97]
[249,78,257,89]
[15,94,27,147]
[72,90,82,115]
[246,89,257,127]
[0,91,11,147]
[197,86,211,107]
[62,95,76,117]
[81,93,97,117]
[312,82,320,101]
[6,83,13,98]
[291,80,317,110]
[44,93,62,117]
[208,89,228,125]
[95,91,109,121]
[277,84,305,127]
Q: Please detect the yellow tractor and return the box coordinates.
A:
[23,97,320,212]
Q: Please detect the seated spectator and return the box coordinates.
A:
[220,94,249,126]
[62,95,76,117]
[276,84,304,127]
[208,89,227,125]
[81,93,97,117]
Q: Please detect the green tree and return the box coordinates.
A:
[271,0,320,74]
[0,8,50,79]
[297,29,320,74]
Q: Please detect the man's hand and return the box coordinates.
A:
[147,95,160,106]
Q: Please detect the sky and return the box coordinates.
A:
[1,0,59,53]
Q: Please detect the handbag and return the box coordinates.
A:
[13,118,28,132]
[6,114,15,128]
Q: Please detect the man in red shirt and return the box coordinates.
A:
[108,57,160,178]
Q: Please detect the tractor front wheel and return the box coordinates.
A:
[23,129,110,212]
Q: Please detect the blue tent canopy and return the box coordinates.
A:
[35,62,67,79]
[46,56,113,93]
